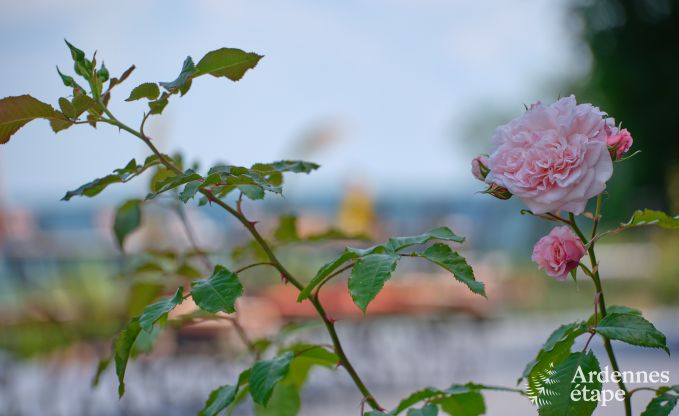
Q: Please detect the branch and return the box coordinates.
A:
[569,205,632,416]
[97,108,383,411]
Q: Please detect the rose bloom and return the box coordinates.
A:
[532,226,586,280]
[485,95,613,214]
[607,128,633,160]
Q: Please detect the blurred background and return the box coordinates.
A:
[1,0,678,415]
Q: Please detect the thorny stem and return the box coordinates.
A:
[98,108,383,411]
[236,192,244,215]
[581,292,600,353]
[591,193,603,240]
[545,212,571,224]
[569,207,632,416]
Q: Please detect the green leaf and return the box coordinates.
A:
[299,227,467,304]
[254,383,301,416]
[97,63,109,82]
[436,391,485,416]
[587,305,641,325]
[63,156,161,200]
[113,199,142,249]
[178,180,204,203]
[132,324,162,355]
[348,253,399,312]
[126,83,160,101]
[406,404,438,416]
[282,343,340,387]
[198,384,239,416]
[386,227,465,252]
[87,113,98,127]
[607,305,642,315]
[56,66,77,88]
[113,317,142,398]
[195,47,263,81]
[238,367,252,385]
[250,351,294,406]
[72,94,98,117]
[110,65,136,89]
[148,92,170,114]
[0,95,60,144]
[191,265,243,314]
[218,369,252,415]
[49,111,73,133]
[160,56,196,94]
[207,162,316,201]
[292,345,340,366]
[622,209,679,230]
[641,390,678,416]
[393,387,443,414]
[58,97,76,118]
[64,40,92,78]
[595,312,669,354]
[215,166,282,193]
[251,160,319,174]
[521,322,586,389]
[64,173,127,200]
[91,356,111,387]
[239,184,265,200]
[64,39,86,62]
[391,384,490,415]
[536,351,601,416]
[297,246,384,302]
[529,322,587,371]
[145,169,202,200]
[418,243,485,297]
[569,268,577,283]
[139,287,183,332]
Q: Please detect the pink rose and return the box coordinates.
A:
[607,128,633,160]
[532,226,586,281]
[471,155,490,181]
[485,95,613,214]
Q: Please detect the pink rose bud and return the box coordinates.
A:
[483,183,512,200]
[471,155,490,181]
[607,128,633,160]
[532,226,586,281]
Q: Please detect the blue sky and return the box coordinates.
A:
[0,0,589,206]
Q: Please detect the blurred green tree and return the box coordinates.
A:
[572,0,679,220]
